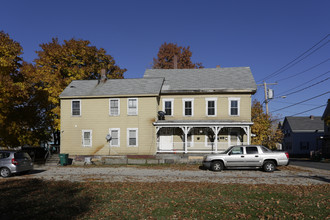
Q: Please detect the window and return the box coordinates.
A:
[127,128,138,147]
[110,128,120,147]
[82,130,92,147]
[183,99,194,116]
[261,146,272,153]
[246,147,259,154]
[206,98,217,116]
[127,98,138,115]
[163,99,174,116]
[228,98,240,116]
[109,99,120,116]
[72,100,81,116]
[230,146,243,155]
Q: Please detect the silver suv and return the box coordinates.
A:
[0,150,34,177]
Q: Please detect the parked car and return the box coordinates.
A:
[0,150,34,177]
[202,145,289,172]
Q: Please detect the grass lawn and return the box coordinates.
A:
[0,179,329,219]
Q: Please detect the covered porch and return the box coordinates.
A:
[154,121,253,154]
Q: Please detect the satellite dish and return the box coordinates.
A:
[106,134,112,142]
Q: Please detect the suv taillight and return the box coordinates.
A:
[285,152,289,159]
[11,158,18,165]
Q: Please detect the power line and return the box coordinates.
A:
[277,70,330,96]
[257,34,329,82]
[280,76,329,97]
[272,100,321,107]
[290,104,327,116]
[272,91,330,113]
[276,58,329,82]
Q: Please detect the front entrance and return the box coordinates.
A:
[159,135,173,150]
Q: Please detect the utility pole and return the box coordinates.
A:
[257,81,277,115]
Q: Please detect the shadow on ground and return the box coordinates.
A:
[0,178,92,220]
[298,175,330,184]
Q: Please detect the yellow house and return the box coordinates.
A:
[59,67,257,156]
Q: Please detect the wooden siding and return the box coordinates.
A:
[159,94,252,121]
[60,97,158,155]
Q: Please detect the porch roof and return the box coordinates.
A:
[153,120,253,127]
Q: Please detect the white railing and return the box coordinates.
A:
[157,142,249,153]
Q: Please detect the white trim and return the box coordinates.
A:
[228,97,240,116]
[109,98,120,116]
[182,98,194,117]
[154,121,253,126]
[127,128,138,147]
[127,98,138,116]
[71,99,81,116]
[109,128,120,147]
[82,130,92,147]
[163,98,174,116]
[205,98,217,117]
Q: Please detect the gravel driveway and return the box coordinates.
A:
[4,165,330,185]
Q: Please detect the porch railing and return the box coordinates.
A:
[157,142,249,153]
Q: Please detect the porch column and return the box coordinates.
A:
[210,126,222,153]
[247,126,250,144]
[241,126,250,145]
[180,126,192,154]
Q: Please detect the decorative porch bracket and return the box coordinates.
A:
[179,126,193,153]
[241,126,250,145]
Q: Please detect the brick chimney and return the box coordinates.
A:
[100,69,107,83]
[216,65,220,68]
[173,55,178,69]
[310,115,314,120]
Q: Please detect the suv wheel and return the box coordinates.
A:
[211,161,224,172]
[263,161,276,172]
[0,167,11,178]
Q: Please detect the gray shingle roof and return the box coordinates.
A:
[60,78,164,98]
[144,67,257,93]
[285,116,324,132]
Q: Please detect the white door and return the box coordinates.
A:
[229,132,239,146]
[159,135,173,150]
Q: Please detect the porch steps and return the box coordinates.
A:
[45,153,60,166]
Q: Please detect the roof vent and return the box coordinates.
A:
[70,85,76,88]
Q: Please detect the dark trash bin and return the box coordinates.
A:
[59,153,69,166]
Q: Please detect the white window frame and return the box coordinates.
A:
[205,98,217,117]
[127,128,138,147]
[82,130,92,147]
[109,98,120,116]
[182,98,194,117]
[109,128,120,147]
[228,97,240,116]
[127,98,138,115]
[71,100,81,116]
[163,99,174,116]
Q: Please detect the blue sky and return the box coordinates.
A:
[1,0,329,119]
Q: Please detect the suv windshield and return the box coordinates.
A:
[14,152,31,160]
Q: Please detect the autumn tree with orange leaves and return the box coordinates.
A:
[153,42,203,69]
[34,38,126,133]
[251,100,283,149]
[0,32,126,147]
